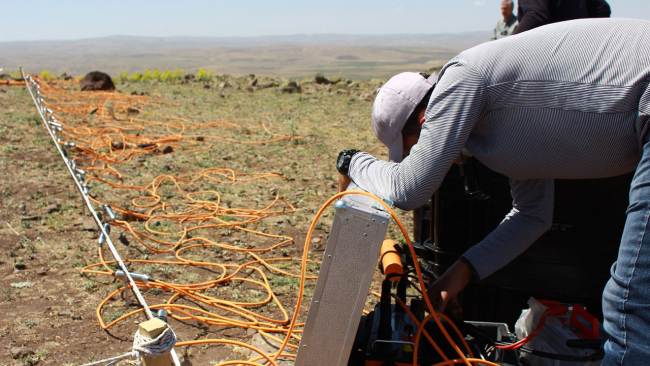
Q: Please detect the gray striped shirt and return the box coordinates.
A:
[349,18,650,280]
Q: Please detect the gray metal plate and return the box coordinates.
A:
[295,194,390,366]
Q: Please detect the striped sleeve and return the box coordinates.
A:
[348,62,487,211]
[460,178,555,280]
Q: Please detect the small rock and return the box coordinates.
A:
[111,141,125,150]
[58,309,74,317]
[161,146,174,154]
[21,216,41,221]
[223,156,232,161]
[118,233,130,246]
[203,84,211,89]
[311,238,322,244]
[126,108,139,117]
[82,216,98,231]
[280,81,301,94]
[11,281,33,289]
[36,269,48,276]
[18,202,27,213]
[11,346,34,359]
[249,333,293,365]
[45,204,60,213]
[223,256,232,261]
[196,136,205,142]
[121,210,145,222]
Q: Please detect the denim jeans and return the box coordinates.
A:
[603,133,650,365]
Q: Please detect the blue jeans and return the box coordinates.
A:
[603,134,650,365]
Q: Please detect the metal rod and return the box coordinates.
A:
[21,69,181,366]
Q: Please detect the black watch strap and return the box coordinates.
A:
[337,149,361,176]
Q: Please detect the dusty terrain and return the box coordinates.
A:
[0,74,415,365]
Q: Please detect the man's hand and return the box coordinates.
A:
[426,260,474,316]
[337,173,352,193]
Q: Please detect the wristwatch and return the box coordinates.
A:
[336,149,361,176]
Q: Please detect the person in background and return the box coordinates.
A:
[493,0,518,40]
[512,0,610,34]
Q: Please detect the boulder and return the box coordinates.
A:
[280,81,301,94]
[80,71,115,91]
[314,72,332,85]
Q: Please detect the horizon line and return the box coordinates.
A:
[0,31,492,44]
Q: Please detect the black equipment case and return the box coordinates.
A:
[412,157,632,326]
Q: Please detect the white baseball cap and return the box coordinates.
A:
[372,72,437,162]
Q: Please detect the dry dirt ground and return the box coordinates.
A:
[0,76,414,365]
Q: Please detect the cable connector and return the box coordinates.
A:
[97,223,110,246]
[103,204,117,222]
[156,309,168,323]
[114,270,151,284]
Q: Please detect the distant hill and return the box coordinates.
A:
[0,33,491,79]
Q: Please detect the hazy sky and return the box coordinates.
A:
[2,0,649,42]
